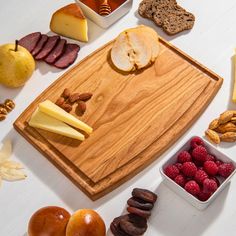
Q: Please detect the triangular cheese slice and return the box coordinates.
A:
[38,100,93,134]
[29,109,85,141]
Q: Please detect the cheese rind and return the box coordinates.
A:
[38,100,93,134]
[50,3,88,42]
[29,109,85,141]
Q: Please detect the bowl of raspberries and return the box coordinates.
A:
[160,136,236,210]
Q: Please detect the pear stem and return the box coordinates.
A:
[14,40,19,52]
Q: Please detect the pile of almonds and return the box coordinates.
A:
[55,88,92,115]
[110,188,157,236]
[0,99,15,121]
[205,110,236,144]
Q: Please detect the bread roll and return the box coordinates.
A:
[28,206,71,236]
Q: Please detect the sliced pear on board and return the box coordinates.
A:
[111,25,160,72]
[126,29,152,69]
[111,31,135,72]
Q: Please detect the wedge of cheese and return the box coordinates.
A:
[38,100,93,134]
[29,109,85,141]
[50,3,88,42]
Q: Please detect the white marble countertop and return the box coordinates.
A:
[0,0,236,235]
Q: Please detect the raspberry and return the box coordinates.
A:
[190,137,205,149]
[198,191,212,201]
[181,162,197,177]
[174,174,186,187]
[185,180,200,196]
[218,163,235,178]
[175,163,183,171]
[194,169,208,184]
[194,160,203,167]
[205,154,215,162]
[204,161,218,176]
[210,177,220,187]
[203,178,218,193]
[164,165,179,179]
[215,160,223,167]
[192,146,207,162]
[177,151,192,163]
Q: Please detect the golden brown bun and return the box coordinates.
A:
[66,209,106,236]
[28,206,71,236]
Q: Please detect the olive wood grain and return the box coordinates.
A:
[14,37,223,200]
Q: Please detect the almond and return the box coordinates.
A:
[69,93,80,103]
[208,118,219,130]
[231,117,236,124]
[77,101,86,114]
[215,122,236,133]
[55,97,65,107]
[220,132,236,142]
[79,93,93,102]
[0,114,6,121]
[61,104,72,113]
[0,107,7,115]
[205,129,220,144]
[61,88,71,98]
[219,111,234,124]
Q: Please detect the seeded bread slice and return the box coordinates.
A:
[138,0,153,19]
[138,0,195,35]
[139,0,177,20]
[152,2,180,26]
[162,10,195,35]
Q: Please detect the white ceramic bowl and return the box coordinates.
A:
[160,136,236,210]
[75,0,133,28]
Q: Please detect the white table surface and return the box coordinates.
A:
[1,0,236,235]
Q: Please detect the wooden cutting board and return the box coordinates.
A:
[14,38,223,200]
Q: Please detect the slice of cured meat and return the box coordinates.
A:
[54,43,80,69]
[31,34,48,57]
[44,38,66,64]
[35,35,60,60]
[18,32,41,53]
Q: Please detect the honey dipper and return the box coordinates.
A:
[98,0,112,16]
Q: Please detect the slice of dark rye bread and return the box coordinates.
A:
[139,0,177,20]
[138,0,195,35]
[162,9,195,35]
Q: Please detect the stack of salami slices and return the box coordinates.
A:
[18,32,80,69]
